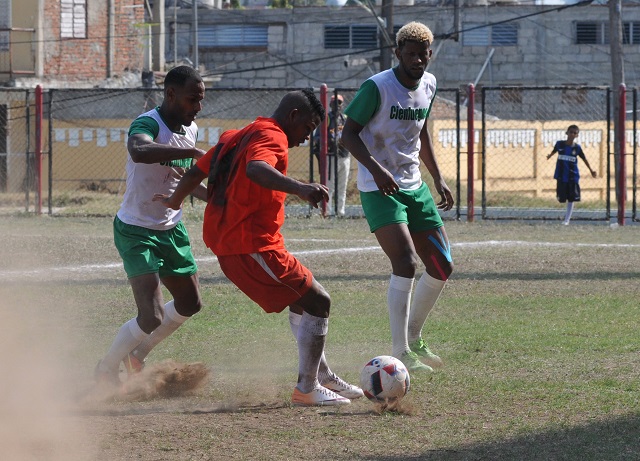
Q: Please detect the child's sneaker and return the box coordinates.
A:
[321,374,364,399]
[399,351,433,373]
[409,338,444,368]
[291,385,351,406]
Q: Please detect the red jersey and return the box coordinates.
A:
[195,117,289,256]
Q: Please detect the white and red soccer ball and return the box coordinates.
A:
[360,355,410,402]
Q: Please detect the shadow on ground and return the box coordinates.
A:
[360,412,640,461]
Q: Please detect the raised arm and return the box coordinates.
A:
[128,133,206,164]
[246,160,328,208]
[418,123,454,211]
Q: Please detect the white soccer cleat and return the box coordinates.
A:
[291,385,351,406]
[321,374,364,399]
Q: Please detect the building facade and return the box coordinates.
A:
[167,2,640,90]
[1,0,146,87]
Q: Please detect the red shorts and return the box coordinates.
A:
[217,249,314,313]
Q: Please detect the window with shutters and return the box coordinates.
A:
[575,22,607,44]
[198,25,268,49]
[324,24,378,49]
[463,23,517,46]
[61,0,87,39]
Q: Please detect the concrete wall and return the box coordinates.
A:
[169,3,640,89]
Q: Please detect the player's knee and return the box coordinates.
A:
[442,260,454,280]
[176,297,202,317]
[392,253,419,278]
[138,313,162,333]
[302,286,331,318]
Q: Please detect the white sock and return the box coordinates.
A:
[289,310,334,384]
[296,312,328,393]
[388,274,414,358]
[408,272,446,343]
[132,300,189,361]
[100,318,148,373]
[564,202,575,223]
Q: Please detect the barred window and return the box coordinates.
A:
[623,22,640,45]
[576,22,607,44]
[492,24,518,46]
[325,24,377,49]
[463,23,517,46]
[574,21,640,45]
[198,25,268,48]
[61,0,87,39]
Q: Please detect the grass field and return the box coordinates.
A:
[0,212,639,460]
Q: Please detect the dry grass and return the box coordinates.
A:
[0,215,639,460]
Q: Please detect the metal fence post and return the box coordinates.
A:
[617,83,626,226]
[35,85,42,215]
[467,83,475,222]
[319,84,328,217]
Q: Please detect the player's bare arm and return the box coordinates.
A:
[128,133,206,164]
[153,165,207,210]
[418,124,454,211]
[546,149,558,160]
[582,157,597,178]
[342,118,398,195]
[246,160,329,208]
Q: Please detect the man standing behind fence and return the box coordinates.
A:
[313,94,351,217]
[341,22,454,373]
[546,124,597,225]
[95,65,207,386]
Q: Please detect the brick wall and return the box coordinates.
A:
[42,0,145,83]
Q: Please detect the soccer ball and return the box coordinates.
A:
[360,355,410,402]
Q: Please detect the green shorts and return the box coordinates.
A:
[113,216,198,279]
[360,182,443,233]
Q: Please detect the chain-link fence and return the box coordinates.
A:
[0,89,43,213]
[0,85,635,222]
[479,86,612,221]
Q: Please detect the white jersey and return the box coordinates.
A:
[357,69,436,192]
[117,108,198,230]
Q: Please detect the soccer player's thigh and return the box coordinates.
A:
[405,189,453,280]
[158,222,201,316]
[361,190,415,271]
[412,227,453,281]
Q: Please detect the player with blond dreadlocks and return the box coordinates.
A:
[342,22,454,373]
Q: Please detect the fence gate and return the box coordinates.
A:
[480,86,611,222]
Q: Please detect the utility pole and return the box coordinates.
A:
[380,0,393,70]
[192,0,199,69]
[609,0,625,204]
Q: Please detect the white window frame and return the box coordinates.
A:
[61,0,87,39]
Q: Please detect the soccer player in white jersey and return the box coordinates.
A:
[95,66,207,386]
[342,22,454,373]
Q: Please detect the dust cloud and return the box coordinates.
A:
[0,295,97,460]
